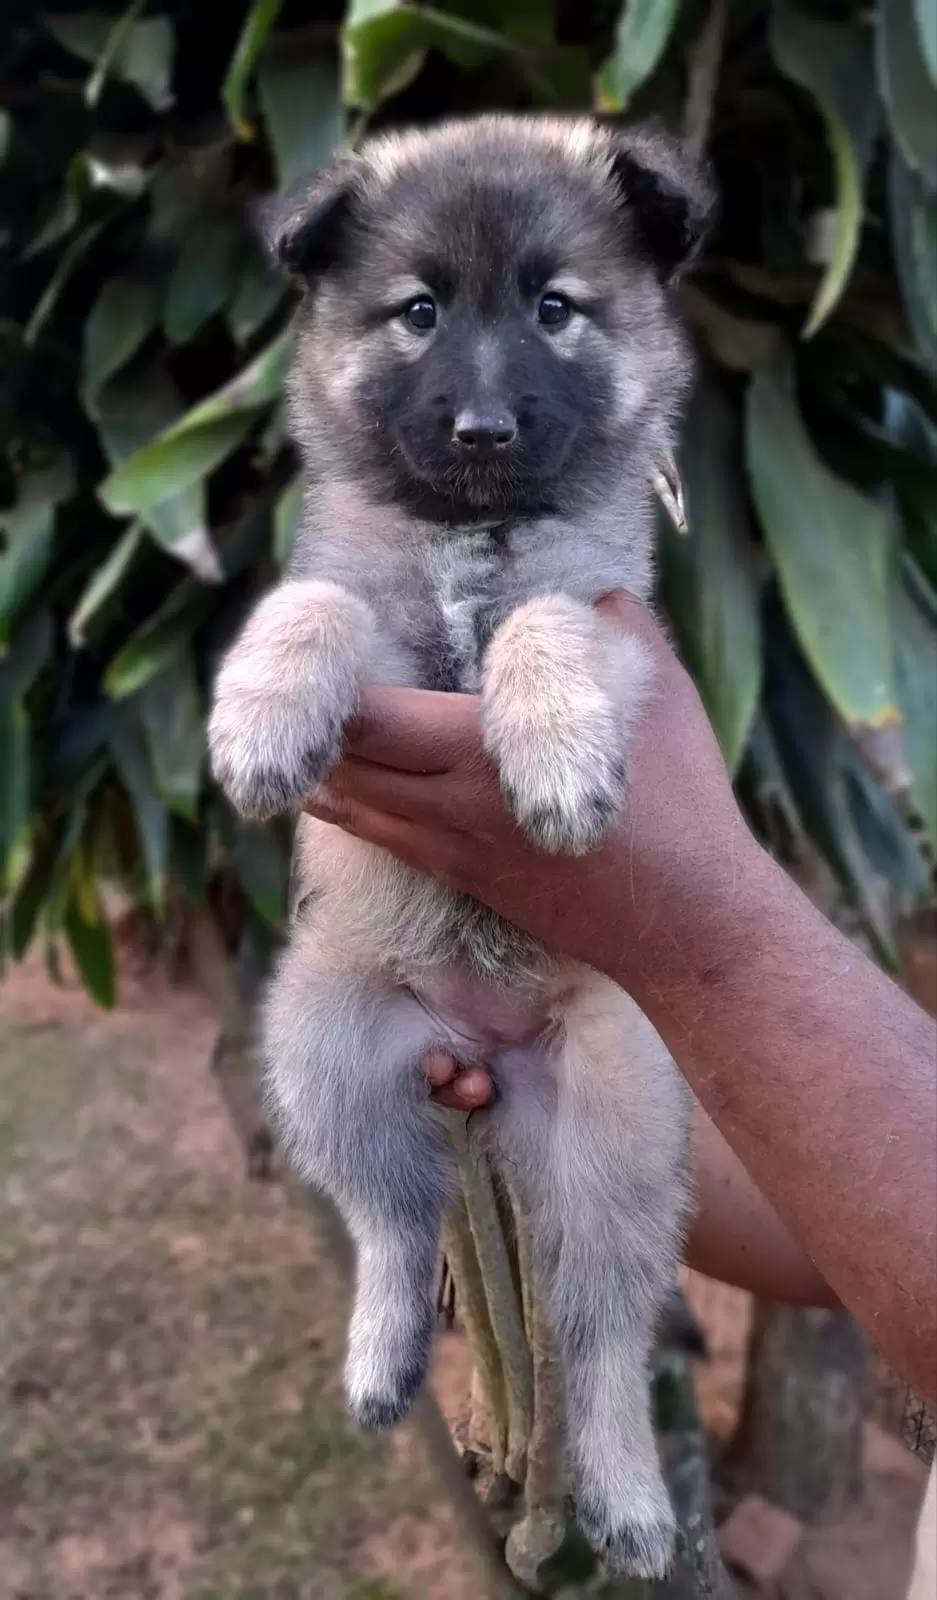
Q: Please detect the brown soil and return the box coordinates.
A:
[0,954,928,1599]
[0,956,479,1600]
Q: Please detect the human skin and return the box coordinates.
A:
[302,593,937,1405]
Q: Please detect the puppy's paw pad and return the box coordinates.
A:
[576,1497,676,1580]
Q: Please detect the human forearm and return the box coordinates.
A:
[686,1098,838,1307]
[625,844,937,1404]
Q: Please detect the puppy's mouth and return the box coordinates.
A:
[439,454,526,509]
[393,433,529,511]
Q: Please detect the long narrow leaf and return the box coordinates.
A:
[595,0,682,113]
[258,46,345,186]
[746,352,898,729]
[771,2,876,337]
[64,891,116,1007]
[109,710,168,908]
[659,383,763,771]
[915,0,937,83]
[98,332,291,516]
[83,278,158,405]
[224,0,285,136]
[68,521,146,647]
[139,650,205,819]
[877,0,937,185]
[894,575,937,847]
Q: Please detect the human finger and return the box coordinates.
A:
[345,685,482,773]
[433,1067,494,1110]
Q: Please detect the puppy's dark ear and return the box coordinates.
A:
[253,162,356,286]
[605,124,715,282]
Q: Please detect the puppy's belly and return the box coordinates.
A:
[408,963,558,1063]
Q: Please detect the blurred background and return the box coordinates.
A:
[0,2,935,1597]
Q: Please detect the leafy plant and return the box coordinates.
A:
[3,4,933,1590]
[1,0,934,998]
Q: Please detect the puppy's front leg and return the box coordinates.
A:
[480,596,653,855]
[208,579,377,820]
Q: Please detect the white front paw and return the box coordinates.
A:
[208,580,375,820]
[489,709,627,855]
[481,596,651,856]
[209,672,358,820]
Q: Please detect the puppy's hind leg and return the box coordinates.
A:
[264,924,458,1430]
[507,972,691,1580]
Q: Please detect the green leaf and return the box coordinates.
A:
[0,613,53,699]
[258,43,345,186]
[0,694,29,894]
[914,0,937,83]
[218,804,287,925]
[746,352,898,729]
[227,242,285,345]
[889,149,937,372]
[68,521,146,647]
[95,371,222,583]
[342,3,522,111]
[109,709,168,907]
[8,825,62,959]
[223,0,285,137]
[85,0,145,108]
[882,391,937,590]
[164,217,242,347]
[83,278,158,406]
[0,457,74,647]
[100,413,256,520]
[659,384,762,772]
[24,218,109,346]
[139,649,204,819]
[595,0,681,113]
[894,575,937,847]
[149,146,234,246]
[764,606,899,964]
[169,815,208,905]
[102,585,209,700]
[64,890,115,1008]
[37,761,107,933]
[877,0,937,185]
[44,10,175,112]
[844,751,931,903]
[23,154,91,258]
[274,474,303,570]
[771,2,876,338]
[145,490,222,584]
[98,331,291,516]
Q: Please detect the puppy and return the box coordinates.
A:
[209,114,712,1578]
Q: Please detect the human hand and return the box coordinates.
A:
[302,591,758,999]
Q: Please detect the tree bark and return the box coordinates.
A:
[727,1302,867,1522]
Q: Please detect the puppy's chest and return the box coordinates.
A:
[412,533,508,693]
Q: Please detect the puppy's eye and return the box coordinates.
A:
[403,296,437,332]
[538,292,571,328]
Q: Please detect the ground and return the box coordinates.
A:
[0,955,929,1599]
[0,958,478,1600]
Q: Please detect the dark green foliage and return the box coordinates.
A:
[1,0,935,999]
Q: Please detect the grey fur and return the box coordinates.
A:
[208,114,712,1578]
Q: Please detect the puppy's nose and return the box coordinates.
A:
[452,410,517,451]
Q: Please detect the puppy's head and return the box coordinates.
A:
[263,116,713,519]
